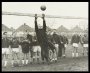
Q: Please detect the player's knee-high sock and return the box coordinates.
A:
[76,53,78,57]
[4,60,7,67]
[22,59,24,65]
[72,47,75,57]
[86,48,88,55]
[72,53,74,57]
[37,55,40,63]
[22,55,25,65]
[37,51,40,63]
[76,48,78,57]
[33,52,36,63]
[25,54,28,64]
[4,54,8,67]
[11,60,14,67]
[11,56,14,64]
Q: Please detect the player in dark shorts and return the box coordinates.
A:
[30,35,41,64]
[20,38,30,65]
[62,35,68,57]
[9,37,20,67]
[81,34,88,56]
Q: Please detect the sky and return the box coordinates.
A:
[2,2,88,30]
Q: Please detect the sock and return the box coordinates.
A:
[52,58,54,61]
[37,56,39,59]
[87,51,88,55]
[33,58,35,62]
[63,54,66,57]
[11,60,14,66]
[17,60,20,65]
[4,61,7,67]
[33,56,36,62]
[86,50,88,55]
[22,60,24,64]
[37,58,40,63]
[26,60,28,64]
[30,58,33,63]
[82,52,84,55]
[72,53,74,57]
[76,53,78,57]
[55,58,57,60]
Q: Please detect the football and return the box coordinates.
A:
[40,5,46,11]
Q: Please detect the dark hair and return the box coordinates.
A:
[3,32,7,35]
[84,34,86,37]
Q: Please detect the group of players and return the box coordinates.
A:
[2,14,88,67]
[2,31,88,67]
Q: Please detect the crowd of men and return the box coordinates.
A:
[2,14,88,67]
[2,31,88,67]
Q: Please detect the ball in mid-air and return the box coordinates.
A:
[40,5,46,11]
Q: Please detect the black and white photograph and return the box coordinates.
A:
[2,2,88,71]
